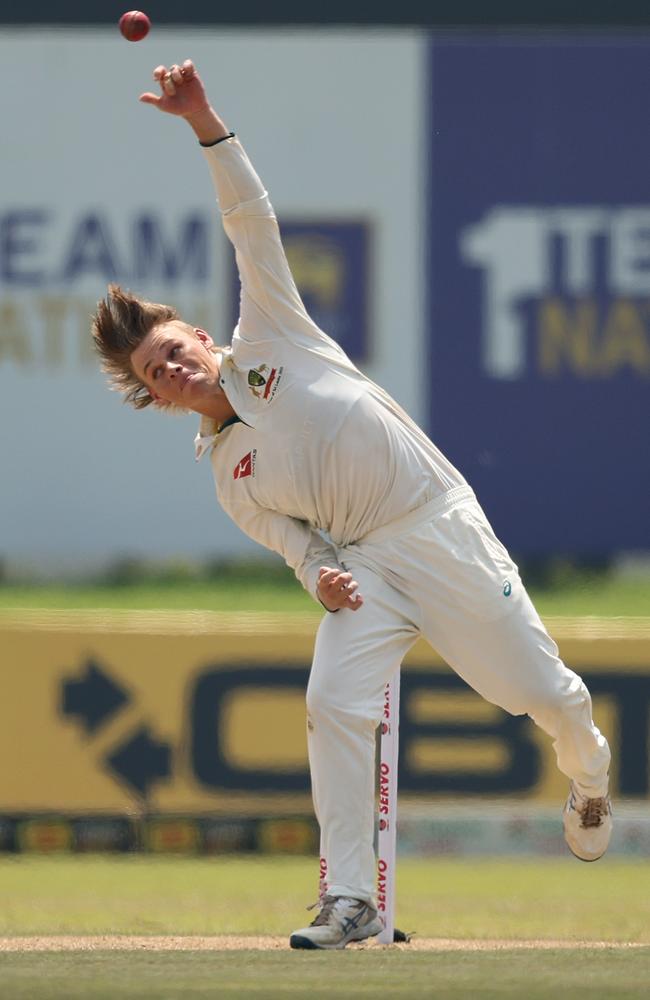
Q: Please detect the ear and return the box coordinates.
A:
[194,327,215,349]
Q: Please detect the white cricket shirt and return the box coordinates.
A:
[195,137,467,601]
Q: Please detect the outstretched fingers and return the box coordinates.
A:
[139,60,198,107]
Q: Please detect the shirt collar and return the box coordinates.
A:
[194,413,242,462]
[194,416,219,462]
[193,348,241,461]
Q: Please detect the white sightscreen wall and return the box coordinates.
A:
[0,28,425,571]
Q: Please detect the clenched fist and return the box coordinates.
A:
[317,566,364,612]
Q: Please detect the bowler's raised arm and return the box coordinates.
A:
[139,59,339,353]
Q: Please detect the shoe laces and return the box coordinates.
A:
[580,795,609,829]
[307,895,361,927]
[307,894,339,927]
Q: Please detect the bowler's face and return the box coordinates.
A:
[131,321,225,414]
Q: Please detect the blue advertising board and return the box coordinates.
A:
[429,35,650,555]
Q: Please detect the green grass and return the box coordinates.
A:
[0,580,312,613]
[2,949,650,1000]
[2,857,649,998]
[0,574,649,616]
[1,856,649,940]
[524,575,650,618]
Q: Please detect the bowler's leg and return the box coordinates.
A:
[398,501,611,803]
[424,583,612,860]
[424,587,611,798]
[306,564,417,903]
[408,492,613,862]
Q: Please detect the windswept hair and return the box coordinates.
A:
[92,284,179,409]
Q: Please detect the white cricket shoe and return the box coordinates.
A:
[563,781,613,862]
[289,895,384,950]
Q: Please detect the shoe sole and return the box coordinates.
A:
[563,785,612,864]
[289,934,322,950]
[563,818,611,863]
[565,842,607,863]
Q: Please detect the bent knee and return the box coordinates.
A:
[528,671,592,723]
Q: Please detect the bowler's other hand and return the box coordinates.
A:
[140,59,209,119]
[317,567,364,612]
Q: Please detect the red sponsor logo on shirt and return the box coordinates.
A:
[233,449,256,480]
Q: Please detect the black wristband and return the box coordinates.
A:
[199,131,236,148]
[318,598,339,614]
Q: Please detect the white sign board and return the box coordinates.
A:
[0,28,424,572]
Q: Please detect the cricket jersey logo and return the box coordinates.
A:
[247,363,284,402]
[233,449,257,480]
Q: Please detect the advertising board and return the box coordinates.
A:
[2,612,648,813]
[0,29,423,569]
[429,35,650,554]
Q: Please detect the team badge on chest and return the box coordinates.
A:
[247,363,283,402]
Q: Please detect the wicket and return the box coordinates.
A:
[376,672,401,943]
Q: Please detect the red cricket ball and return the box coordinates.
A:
[119,10,151,42]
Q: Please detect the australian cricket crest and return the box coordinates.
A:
[247,363,284,402]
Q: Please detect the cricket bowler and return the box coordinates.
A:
[92,60,613,950]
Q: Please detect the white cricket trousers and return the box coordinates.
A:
[306,492,611,904]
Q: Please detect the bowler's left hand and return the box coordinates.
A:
[317,567,364,612]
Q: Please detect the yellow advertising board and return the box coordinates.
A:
[1,610,649,813]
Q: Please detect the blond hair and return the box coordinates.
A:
[92,284,179,409]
